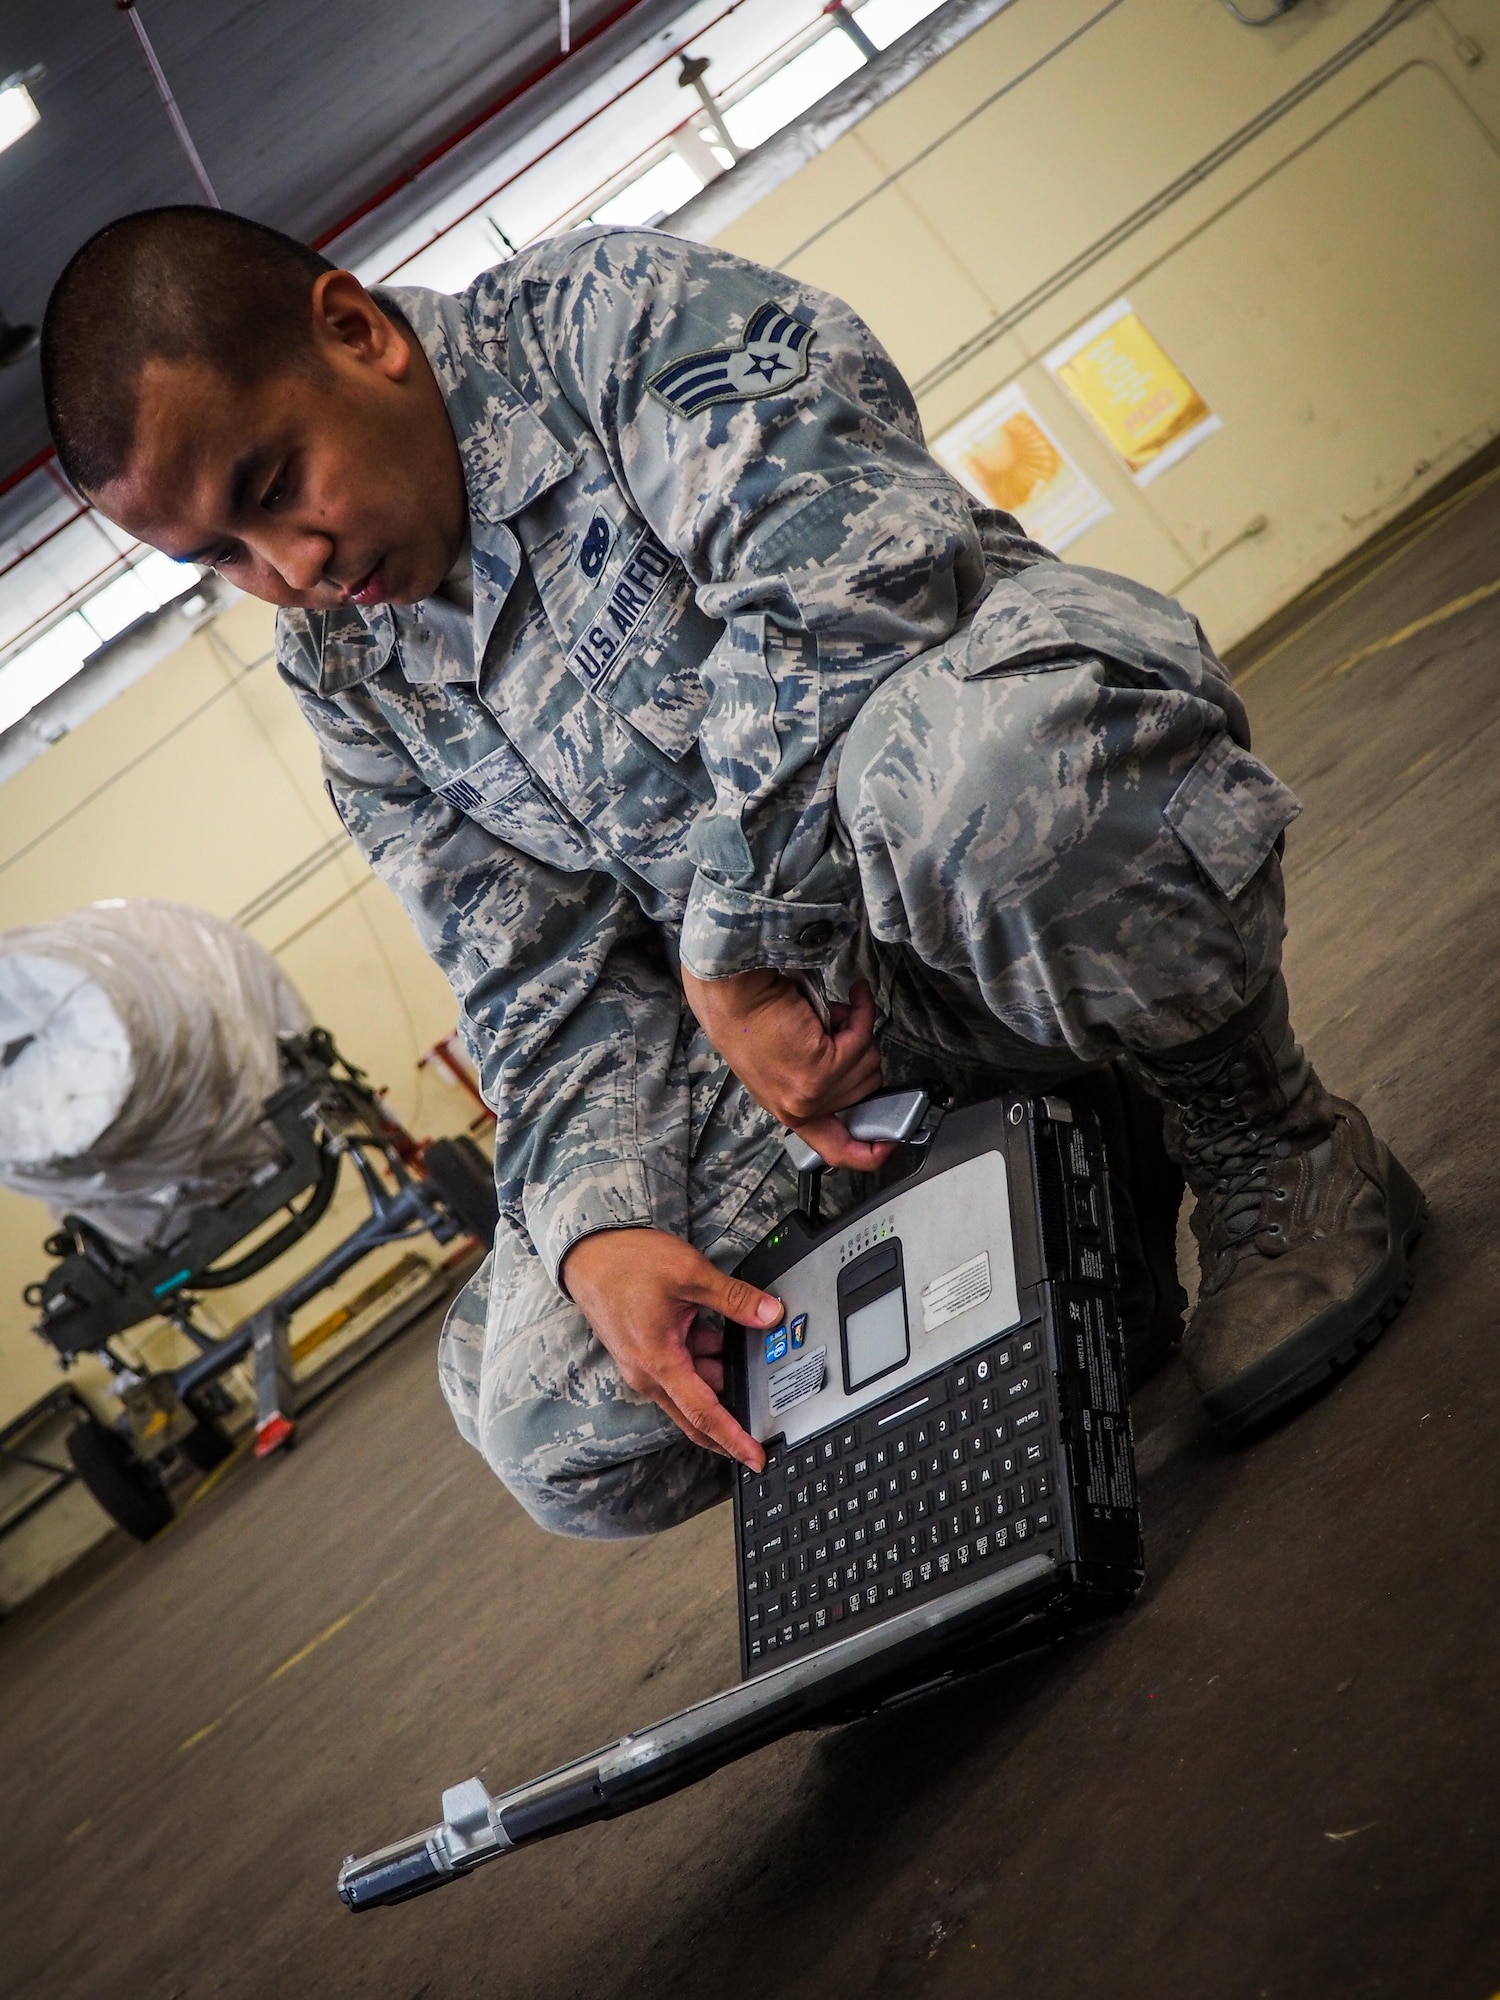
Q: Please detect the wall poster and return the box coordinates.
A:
[1044,298,1221,485]
[930,382,1111,552]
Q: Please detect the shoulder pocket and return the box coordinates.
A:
[1164,734,1301,900]
[958,574,1079,679]
[958,560,1211,697]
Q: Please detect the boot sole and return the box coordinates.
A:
[1199,1148,1428,1440]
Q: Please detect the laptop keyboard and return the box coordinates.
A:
[738,1327,1064,1670]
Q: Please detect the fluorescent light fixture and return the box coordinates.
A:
[722,33,865,155]
[81,569,158,644]
[0,69,41,158]
[590,152,704,230]
[0,615,94,736]
[853,0,950,50]
[81,551,203,642]
[0,551,204,737]
[130,548,203,610]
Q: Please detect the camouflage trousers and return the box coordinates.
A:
[438,1127,831,1540]
[440,565,1301,1537]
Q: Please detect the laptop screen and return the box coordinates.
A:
[844,1286,909,1389]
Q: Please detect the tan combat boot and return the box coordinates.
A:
[1136,977,1426,1436]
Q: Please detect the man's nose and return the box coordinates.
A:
[258,526,332,595]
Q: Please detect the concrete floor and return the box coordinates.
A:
[4,454,1500,2000]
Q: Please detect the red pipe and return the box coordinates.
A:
[421,1035,496,1123]
[0,500,91,588]
[4,0,758,496]
[0,446,62,507]
[312,0,659,250]
[3,0,662,499]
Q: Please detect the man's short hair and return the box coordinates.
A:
[42,206,335,496]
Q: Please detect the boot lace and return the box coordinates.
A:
[1169,1058,1293,1249]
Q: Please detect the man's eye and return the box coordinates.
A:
[263,471,290,509]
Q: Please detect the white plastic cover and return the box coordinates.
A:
[0,899,309,1251]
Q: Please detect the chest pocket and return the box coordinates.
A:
[526,503,719,765]
[591,559,721,766]
[435,740,592,872]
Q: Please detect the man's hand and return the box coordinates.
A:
[561,1227,783,1470]
[681,969,894,1172]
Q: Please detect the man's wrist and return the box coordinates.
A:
[560,1222,649,1299]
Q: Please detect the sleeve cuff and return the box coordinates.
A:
[679,874,860,981]
[526,1156,688,1290]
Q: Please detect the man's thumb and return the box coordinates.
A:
[712,1269,783,1328]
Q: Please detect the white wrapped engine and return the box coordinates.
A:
[0,899,309,1251]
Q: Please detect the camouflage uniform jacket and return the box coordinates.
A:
[276,228,1046,1282]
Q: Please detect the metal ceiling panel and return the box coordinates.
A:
[0,0,660,480]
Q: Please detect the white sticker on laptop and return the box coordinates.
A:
[921,1251,992,1333]
[768,1346,827,1417]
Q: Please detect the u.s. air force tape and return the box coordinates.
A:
[646,301,815,417]
[568,530,676,686]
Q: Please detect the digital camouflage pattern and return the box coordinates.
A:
[276,228,1300,1535]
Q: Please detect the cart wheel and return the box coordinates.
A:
[66,1419,175,1542]
[422,1135,499,1244]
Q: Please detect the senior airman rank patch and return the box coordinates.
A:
[646,301,814,416]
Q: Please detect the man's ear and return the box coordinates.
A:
[310,270,411,383]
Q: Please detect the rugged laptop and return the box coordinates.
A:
[336,1090,1143,1911]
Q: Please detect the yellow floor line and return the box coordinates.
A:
[1324,575,1500,681]
[179,1438,251,1512]
[176,1582,388,1752]
[1234,461,1500,686]
[267,1592,377,1682]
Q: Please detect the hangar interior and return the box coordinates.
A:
[0,0,1497,1994]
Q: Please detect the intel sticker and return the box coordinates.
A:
[764,1326,789,1365]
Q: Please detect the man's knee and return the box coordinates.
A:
[484,1368,733,1539]
[442,1220,730,1540]
[839,639,1298,1053]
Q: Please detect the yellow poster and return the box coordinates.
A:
[1044,298,1220,485]
[932,382,1110,552]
